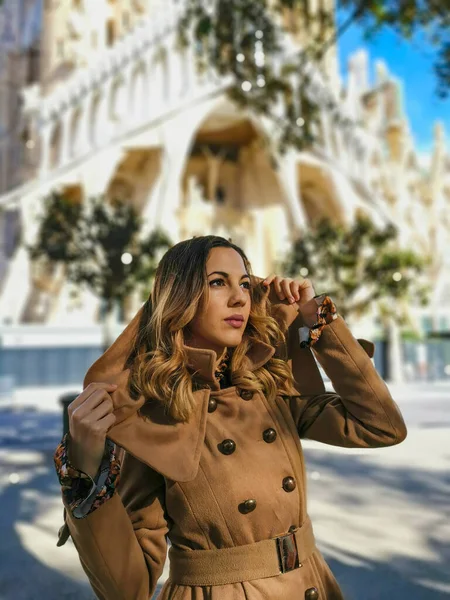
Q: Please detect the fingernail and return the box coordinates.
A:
[289,297,295,303]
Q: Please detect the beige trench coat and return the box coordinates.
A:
[56,297,407,600]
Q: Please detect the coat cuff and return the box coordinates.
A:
[53,433,121,519]
[298,295,338,348]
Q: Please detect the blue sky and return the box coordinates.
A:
[336,14,449,159]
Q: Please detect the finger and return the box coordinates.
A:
[89,397,114,423]
[281,279,295,303]
[262,273,276,286]
[290,280,300,302]
[98,412,117,432]
[273,276,283,299]
[78,410,116,438]
[71,388,113,420]
[69,383,117,411]
[71,398,114,437]
[298,278,311,289]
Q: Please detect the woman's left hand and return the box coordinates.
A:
[262,274,316,308]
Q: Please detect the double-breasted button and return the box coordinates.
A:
[263,428,277,443]
[219,439,236,455]
[305,587,319,600]
[239,499,257,514]
[208,398,217,413]
[239,389,254,401]
[282,476,296,492]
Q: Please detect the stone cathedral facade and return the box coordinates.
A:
[0,0,449,346]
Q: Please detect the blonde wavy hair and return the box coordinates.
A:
[127,236,297,422]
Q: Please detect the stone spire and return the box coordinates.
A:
[39,0,60,93]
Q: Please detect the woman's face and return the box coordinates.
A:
[187,247,251,357]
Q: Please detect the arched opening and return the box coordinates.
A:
[106,176,135,205]
[106,18,117,46]
[178,106,291,273]
[130,62,147,123]
[109,76,127,131]
[89,93,101,147]
[49,122,62,170]
[153,47,169,110]
[69,106,82,158]
[179,47,190,97]
[106,148,162,214]
[298,162,346,226]
[20,123,37,175]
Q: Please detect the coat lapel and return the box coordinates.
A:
[82,304,273,483]
[107,374,209,483]
[81,293,375,483]
[82,305,210,482]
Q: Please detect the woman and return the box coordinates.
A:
[54,235,407,600]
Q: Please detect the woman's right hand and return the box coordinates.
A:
[67,382,118,479]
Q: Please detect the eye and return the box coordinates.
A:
[209,278,225,287]
[241,281,251,290]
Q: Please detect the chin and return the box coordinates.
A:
[222,331,244,348]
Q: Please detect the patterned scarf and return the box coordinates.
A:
[214,351,231,388]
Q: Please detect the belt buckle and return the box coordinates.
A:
[275,531,300,573]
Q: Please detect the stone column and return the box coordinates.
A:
[276,151,309,236]
[152,115,197,239]
[333,126,349,173]
[386,314,404,384]
[319,108,333,157]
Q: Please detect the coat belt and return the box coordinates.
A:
[168,517,316,586]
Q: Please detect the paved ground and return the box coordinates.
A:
[0,381,448,599]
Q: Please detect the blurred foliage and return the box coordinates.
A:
[178,0,450,157]
[178,0,337,154]
[341,0,450,98]
[282,214,431,328]
[26,192,171,313]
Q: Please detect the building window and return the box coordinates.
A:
[106,19,116,46]
[26,45,40,83]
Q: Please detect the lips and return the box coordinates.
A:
[225,315,244,322]
[225,315,245,328]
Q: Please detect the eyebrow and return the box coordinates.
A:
[207,271,250,279]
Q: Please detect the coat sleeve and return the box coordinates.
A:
[63,449,168,600]
[287,314,408,448]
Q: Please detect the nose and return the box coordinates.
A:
[228,284,247,307]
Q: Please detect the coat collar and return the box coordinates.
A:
[184,341,275,390]
[82,305,274,482]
